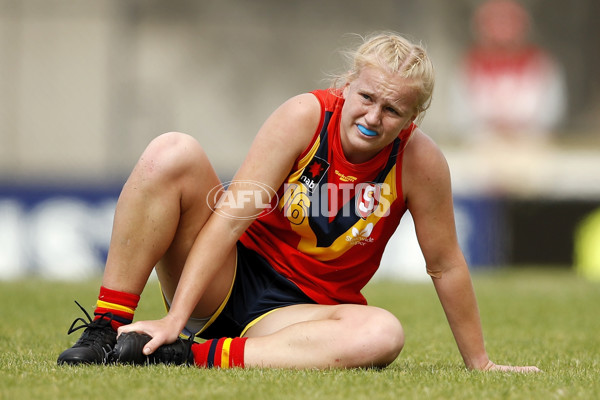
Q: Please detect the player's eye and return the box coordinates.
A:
[385,106,399,115]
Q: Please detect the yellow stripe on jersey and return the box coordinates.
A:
[220,338,233,368]
[287,136,321,183]
[288,164,398,261]
[96,300,135,315]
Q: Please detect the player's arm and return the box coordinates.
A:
[402,130,539,372]
[125,93,322,350]
[170,93,321,324]
[402,130,489,369]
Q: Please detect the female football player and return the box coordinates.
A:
[58,31,539,372]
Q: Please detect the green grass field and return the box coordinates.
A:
[1,267,598,400]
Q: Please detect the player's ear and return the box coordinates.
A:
[402,112,418,130]
[341,78,352,98]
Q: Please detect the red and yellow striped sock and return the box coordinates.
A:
[94,286,140,331]
[192,337,248,368]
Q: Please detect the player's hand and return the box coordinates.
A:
[482,360,541,373]
[117,316,182,355]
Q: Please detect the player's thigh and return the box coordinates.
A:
[244,302,403,340]
[157,246,236,320]
[153,132,236,318]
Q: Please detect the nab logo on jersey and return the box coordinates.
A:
[355,183,382,219]
[299,157,329,193]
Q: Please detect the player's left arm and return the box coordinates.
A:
[402,130,540,372]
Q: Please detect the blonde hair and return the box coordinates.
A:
[332,32,435,123]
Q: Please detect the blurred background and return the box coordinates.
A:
[1,0,599,281]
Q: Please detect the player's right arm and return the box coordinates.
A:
[121,93,322,352]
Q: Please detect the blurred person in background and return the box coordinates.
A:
[449,0,567,194]
[451,0,567,142]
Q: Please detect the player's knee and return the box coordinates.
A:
[138,132,207,182]
[351,308,404,367]
[370,309,404,365]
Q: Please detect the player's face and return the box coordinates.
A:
[340,66,419,164]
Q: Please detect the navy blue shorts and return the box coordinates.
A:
[197,242,316,339]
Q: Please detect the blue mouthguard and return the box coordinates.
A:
[357,124,377,137]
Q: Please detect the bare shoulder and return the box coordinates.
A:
[239,93,322,183]
[402,129,451,201]
[256,92,322,154]
[271,93,322,129]
[403,129,448,170]
[286,92,322,111]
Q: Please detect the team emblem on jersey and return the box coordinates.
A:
[346,222,375,246]
[298,157,329,194]
[355,183,382,219]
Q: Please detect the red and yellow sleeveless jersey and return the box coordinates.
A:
[239,89,414,305]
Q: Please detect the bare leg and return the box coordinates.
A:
[58,132,234,365]
[101,133,400,369]
[101,132,235,317]
[243,304,405,369]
